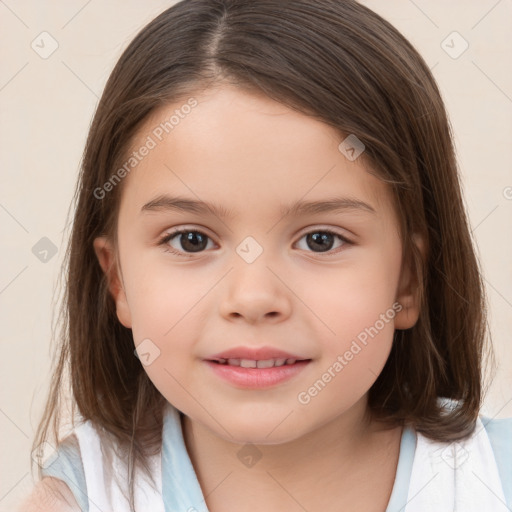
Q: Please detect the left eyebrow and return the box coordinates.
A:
[140,194,377,220]
[279,196,376,218]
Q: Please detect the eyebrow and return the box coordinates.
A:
[140,194,376,219]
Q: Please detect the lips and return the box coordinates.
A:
[205,353,312,389]
[216,357,299,368]
[207,346,309,363]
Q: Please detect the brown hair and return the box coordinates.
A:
[32,0,495,509]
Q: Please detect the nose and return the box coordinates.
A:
[218,261,292,324]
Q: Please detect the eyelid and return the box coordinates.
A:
[158,224,355,257]
[159,224,354,242]
[160,224,217,241]
[293,226,354,256]
[158,225,219,247]
[157,227,217,258]
[295,224,355,241]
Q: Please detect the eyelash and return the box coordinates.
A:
[157,227,353,258]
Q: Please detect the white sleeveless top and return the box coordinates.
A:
[70,403,509,512]
[405,415,509,511]
[74,420,165,512]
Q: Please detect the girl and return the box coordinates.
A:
[23,0,511,511]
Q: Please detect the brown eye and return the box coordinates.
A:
[159,229,213,255]
[295,229,351,254]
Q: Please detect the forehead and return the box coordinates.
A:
[118,85,393,221]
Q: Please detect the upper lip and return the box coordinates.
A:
[206,346,310,362]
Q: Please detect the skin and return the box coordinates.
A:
[18,477,81,511]
[94,84,422,512]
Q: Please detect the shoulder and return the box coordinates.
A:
[480,414,512,465]
[37,432,89,511]
[17,477,81,512]
[480,415,512,507]
[480,414,512,439]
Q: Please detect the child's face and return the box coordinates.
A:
[94,84,420,443]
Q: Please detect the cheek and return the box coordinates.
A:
[304,254,401,343]
[126,268,200,405]
[297,293,397,420]
[123,258,210,385]
[123,254,205,338]
[297,243,401,385]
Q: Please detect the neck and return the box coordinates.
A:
[181,397,402,512]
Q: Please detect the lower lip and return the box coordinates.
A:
[204,360,311,389]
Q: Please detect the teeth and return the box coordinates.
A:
[218,358,299,367]
[256,359,275,368]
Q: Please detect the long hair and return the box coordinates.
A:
[32,1,495,509]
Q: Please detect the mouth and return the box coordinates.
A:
[204,358,312,389]
[208,357,311,368]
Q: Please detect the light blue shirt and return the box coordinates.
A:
[41,408,512,511]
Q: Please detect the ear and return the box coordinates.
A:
[93,236,132,329]
[394,234,426,330]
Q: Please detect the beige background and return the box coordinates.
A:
[0,0,511,509]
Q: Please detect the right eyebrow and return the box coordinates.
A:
[140,195,237,219]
